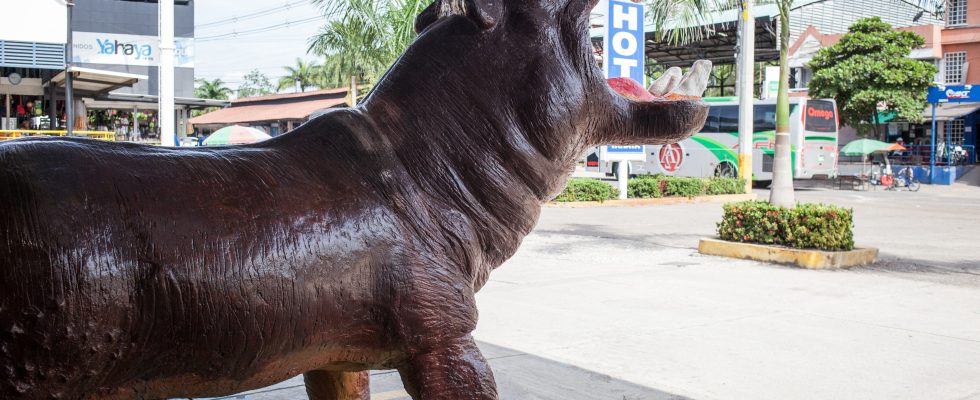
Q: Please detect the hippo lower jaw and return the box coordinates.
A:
[606,60,712,102]
[598,60,713,146]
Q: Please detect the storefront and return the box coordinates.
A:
[1,0,213,143]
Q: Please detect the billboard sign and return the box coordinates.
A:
[603,0,646,85]
[72,32,194,68]
[603,0,646,162]
[927,85,980,103]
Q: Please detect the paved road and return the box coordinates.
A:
[206,179,980,400]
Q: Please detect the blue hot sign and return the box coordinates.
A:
[604,0,646,85]
[927,85,980,103]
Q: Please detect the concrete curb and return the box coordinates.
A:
[698,238,878,269]
[546,193,758,208]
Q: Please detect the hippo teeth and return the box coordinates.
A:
[668,60,712,98]
[648,67,683,97]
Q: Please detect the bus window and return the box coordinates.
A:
[753,105,776,132]
[699,106,720,133]
[718,106,739,133]
[805,100,837,132]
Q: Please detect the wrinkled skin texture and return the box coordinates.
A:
[0,0,707,399]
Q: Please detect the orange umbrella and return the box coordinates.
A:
[884,143,907,151]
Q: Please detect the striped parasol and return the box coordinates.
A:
[203,125,272,146]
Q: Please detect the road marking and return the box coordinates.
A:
[373,389,410,400]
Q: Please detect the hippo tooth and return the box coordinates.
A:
[673,60,713,97]
[648,67,683,97]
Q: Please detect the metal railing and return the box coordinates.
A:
[0,130,117,142]
[888,144,975,166]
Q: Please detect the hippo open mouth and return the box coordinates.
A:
[606,60,713,102]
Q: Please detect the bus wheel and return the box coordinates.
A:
[752,180,772,189]
[714,163,736,178]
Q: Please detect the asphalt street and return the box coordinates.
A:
[205,173,980,400]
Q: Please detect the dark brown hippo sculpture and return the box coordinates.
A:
[0,0,710,399]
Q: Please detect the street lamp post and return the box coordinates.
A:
[737,0,755,193]
[65,1,74,136]
[159,0,176,146]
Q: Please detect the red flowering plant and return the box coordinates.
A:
[717,201,854,251]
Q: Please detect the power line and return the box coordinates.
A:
[195,0,310,29]
[196,16,322,42]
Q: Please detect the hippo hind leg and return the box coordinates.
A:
[398,335,497,400]
[303,370,370,400]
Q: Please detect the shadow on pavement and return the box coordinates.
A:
[197,342,692,400]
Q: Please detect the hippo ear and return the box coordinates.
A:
[415,0,502,33]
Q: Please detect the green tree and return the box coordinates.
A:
[277,58,321,93]
[194,78,232,100]
[238,69,275,98]
[308,0,429,105]
[808,17,937,139]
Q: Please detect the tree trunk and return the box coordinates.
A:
[349,75,358,107]
[769,0,795,208]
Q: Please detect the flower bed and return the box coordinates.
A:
[717,201,854,251]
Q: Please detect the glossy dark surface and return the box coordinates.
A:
[0,0,707,399]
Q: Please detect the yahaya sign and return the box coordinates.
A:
[72,32,194,68]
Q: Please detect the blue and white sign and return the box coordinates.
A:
[607,145,643,153]
[600,144,646,161]
[604,0,646,85]
[928,85,980,104]
[72,32,195,68]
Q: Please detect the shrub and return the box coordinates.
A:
[554,178,619,202]
[664,177,706,198]
[628,176,664,198]
[706,178,746,195]
[717,201,854,251]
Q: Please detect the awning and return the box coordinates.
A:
[83,93,231,111]
[189,97,348,125]
[922,102,980,121]
[50,67,146,94]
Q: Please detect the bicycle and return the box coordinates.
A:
[890,166,920,192]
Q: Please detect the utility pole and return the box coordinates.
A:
[65,1,74,136]
[737,0,755,194]
[159,0,176,146]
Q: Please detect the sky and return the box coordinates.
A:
[193,0,325,93]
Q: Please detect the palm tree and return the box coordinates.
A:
[277,58,321,93]
[768,0,795,208]
[308,0,429,105]
[195,78,232,100]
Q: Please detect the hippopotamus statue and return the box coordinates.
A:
[0,0,710,398]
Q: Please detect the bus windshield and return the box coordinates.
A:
[804,100,837,133]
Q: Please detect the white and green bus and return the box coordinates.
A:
[591,97,840,183]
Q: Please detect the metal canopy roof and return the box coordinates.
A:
[84,93,231,111]
[590,4,781,68]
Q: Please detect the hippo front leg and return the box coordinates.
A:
[303,370,370,400]
[398,335,497,400]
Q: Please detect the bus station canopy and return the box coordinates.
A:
[590,5,781,67]
[49,67,147,95]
